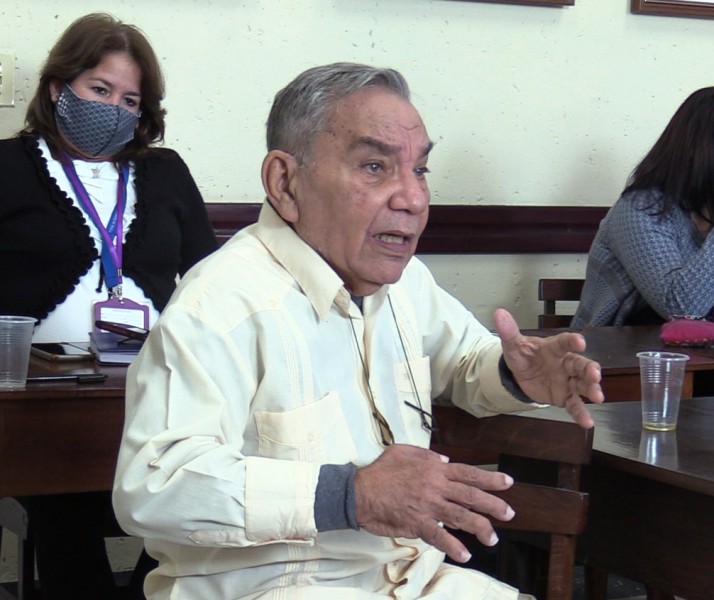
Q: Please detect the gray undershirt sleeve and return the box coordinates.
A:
[314,463,360,532]
[313,293,363,532]
[498,355,534,404]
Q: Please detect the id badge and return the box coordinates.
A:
[93,297,150,331]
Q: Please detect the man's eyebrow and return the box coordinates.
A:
[421,140,435,158]
[349,136,435,158]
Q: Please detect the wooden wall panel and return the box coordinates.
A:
[205,203,607,254]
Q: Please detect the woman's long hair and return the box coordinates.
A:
[624,87,714,222]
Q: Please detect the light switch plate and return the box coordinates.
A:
[0,53,16,107]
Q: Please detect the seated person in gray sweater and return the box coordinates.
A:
[573,86,714,327]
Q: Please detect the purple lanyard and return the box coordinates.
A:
[60,153,130,296]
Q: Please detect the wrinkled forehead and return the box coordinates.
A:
[327,87,431,149]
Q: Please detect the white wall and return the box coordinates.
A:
[2,0,713,328]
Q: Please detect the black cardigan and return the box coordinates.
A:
[0,135,217,322]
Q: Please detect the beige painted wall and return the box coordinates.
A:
[2,0,713,327]
[1,0,713,584]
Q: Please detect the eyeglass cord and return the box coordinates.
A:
[347,294,438,446]
[348,312,395,446]
[387,295,438,433]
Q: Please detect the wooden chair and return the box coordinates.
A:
[538,279,585,328]
[431,406,593,600]
[0,499,152,600]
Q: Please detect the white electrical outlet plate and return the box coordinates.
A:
[0,53,16,107]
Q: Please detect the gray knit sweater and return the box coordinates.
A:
[572,189,714,327]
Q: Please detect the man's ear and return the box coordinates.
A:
[261,150,300,224]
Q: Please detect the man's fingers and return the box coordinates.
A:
[418,519,473,563]
[438,496,511,538]
[563,352,600,380]
[446,463,514,491]
[564,352,604,406]
[564,394,596,429]
[557,331,587,354]
[493,308,520,346]
[419,506,502,563]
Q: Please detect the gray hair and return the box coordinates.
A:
[266,62,411,164]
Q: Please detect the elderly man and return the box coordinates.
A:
[113,63,603,600]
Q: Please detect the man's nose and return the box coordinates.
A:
[391,172,430,214]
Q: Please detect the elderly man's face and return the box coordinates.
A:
[291,86,432,296]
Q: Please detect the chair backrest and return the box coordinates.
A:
[538,279,585,328]
[0,497,37,600]
[0,497,152,600]
[431,407,593,600]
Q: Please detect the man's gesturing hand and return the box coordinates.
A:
[494,308,604,429]
[354,444,514,563]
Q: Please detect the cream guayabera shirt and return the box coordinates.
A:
[113,201,534,600]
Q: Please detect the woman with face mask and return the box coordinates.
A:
[0,13,217,599]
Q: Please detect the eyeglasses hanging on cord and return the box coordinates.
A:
[387,295,438,434]
[348,295,438,445]
[348,313,395,446]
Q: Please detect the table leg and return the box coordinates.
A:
[645,586,674,600]
[584,564,608,600]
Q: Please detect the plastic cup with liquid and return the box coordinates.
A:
[636,351,689,431]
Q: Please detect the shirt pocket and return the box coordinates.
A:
[254,391,358,463]
[394,355,433,447]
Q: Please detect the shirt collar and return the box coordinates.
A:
[253,200,361,319]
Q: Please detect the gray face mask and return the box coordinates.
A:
[55,83,140,157]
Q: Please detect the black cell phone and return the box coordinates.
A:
[31,342,94,362]
[95,320,149,341]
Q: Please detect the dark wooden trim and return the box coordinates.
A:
[206,202,261,245]
[631,0,714,19]
[468,0,574,6]
[415,205,605,254]
[205,203,607,254]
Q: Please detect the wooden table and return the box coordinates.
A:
[524,325,714,401]
[527,399,714,600]
[4,325,714,497]
[0,357,127,497]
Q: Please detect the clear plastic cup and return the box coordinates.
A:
[636,351,689,431]
[0,316,37,391]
